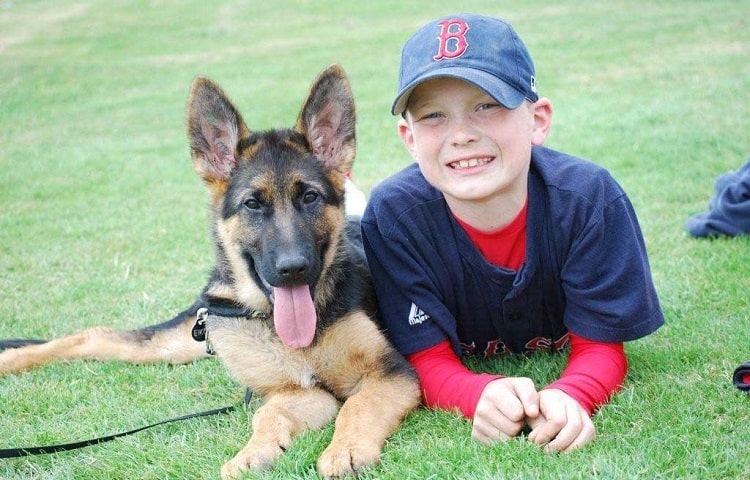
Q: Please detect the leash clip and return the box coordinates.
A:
[191,308,208,342]
[191,308,215,355]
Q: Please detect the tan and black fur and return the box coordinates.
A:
[0,65,420,478]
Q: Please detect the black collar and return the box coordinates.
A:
[191,298,270,344]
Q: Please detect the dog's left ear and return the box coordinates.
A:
[295,64,356,173]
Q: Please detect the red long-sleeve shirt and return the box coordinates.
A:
[407,334,627,418]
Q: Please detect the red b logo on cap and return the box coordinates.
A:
[433,19,470,61]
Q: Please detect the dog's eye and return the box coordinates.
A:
[244,198,261,210]
[302,191,319,205]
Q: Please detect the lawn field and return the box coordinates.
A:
[1,1,749,479]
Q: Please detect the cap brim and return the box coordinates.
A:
[391,67,527,115]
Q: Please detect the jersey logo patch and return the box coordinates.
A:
[408,303,430,326]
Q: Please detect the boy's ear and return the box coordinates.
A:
[531,98,553,146]
[397,117,418,160]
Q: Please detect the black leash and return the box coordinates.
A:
[1,302,260,459]
[0,389,252,459]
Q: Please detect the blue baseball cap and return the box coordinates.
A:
[392,14,538,115]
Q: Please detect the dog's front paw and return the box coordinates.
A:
[220,443,285,480]
[316,441,381,479]
[220,458,248,480]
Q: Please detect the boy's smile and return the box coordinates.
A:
[449,156,493,170]
[398,77,551,230]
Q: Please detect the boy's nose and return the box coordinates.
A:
[450,117,480,146]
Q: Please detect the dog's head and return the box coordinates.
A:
[186,65,356,349]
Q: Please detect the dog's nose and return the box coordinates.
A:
[276,254,309,281]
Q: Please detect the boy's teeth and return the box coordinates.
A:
[453,157,490,168]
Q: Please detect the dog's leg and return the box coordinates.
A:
[309,313,421,478]
[0,311,209,374]
[316,375,420,478]
[221,387,339,480]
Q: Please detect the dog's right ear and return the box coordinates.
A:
[186,77,250,189]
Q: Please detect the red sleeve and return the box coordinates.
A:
[407,340,502,419]
[545,332,628,416]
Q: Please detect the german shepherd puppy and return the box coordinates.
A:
[0,65,420,479]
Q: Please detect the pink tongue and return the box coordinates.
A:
[273,285,317,349]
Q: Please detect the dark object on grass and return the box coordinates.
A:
[733,361,750,393]
[686,157,750,237]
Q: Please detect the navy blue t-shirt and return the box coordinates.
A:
[361,146,664,358]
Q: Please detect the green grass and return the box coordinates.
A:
[1,0,749,478]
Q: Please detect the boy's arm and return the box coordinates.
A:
[407,340,502,418]
[544,332,628,415]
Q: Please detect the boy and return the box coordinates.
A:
[361,14,664,452]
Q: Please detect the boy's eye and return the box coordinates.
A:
[417,111,444,121]
[477,102,500,111]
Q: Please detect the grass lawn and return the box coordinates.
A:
[1,1,749,479]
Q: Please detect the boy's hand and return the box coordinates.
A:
[527,388,596,452]
[471,377,539,443]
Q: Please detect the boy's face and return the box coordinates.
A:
[399,78,551,216]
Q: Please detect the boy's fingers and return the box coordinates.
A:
[473,378,538,442]
[527,415,559,446]
[527,391,571,445]
[471,416,516,443]
[546,410,595,452]
[508,377,540,418]
[472,377,545,445]
[481,378,534,421]
[528,395,596,452]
